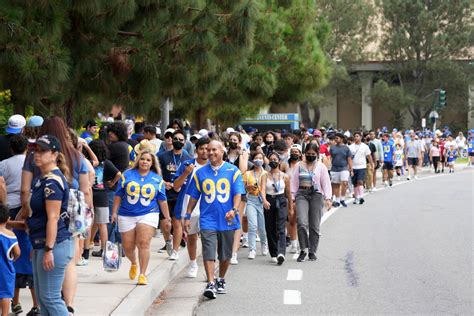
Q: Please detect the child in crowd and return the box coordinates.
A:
[446,145,457,173]
[0,203,21,316]
[429,140,441,173]
[394,143,404,180]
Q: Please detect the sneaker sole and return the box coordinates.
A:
[217,290,227,294]
[203,290,217,299]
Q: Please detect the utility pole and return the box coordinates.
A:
[161,97,173,129]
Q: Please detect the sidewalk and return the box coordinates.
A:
[15,235,197,316]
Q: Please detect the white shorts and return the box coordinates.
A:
[118,213,159,233]
[331,170,350,183]
[188,216,200,235]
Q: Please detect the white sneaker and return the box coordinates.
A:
[230,253,238,265]
[262,244,269,256]
[289,241,298,253]
[256,235,261,243]
[169,250,179,260]
[248,250,256,259]
[186,262,198,278]
[414,176,418,180]
[372,187,377,192]
[270,257,278,263]
[384,181,389,187]
[397,176,401,181]
[76,257,88,266]
[241,236,249,248]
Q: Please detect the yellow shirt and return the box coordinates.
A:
[243,170,266,196]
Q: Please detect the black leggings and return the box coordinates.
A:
[432,156,440,172]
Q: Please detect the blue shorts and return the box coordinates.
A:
[351,169,366,185]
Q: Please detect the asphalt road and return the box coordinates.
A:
[195,170,473,315]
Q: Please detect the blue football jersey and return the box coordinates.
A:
[115,169,167,217]
[382,140,395,162]
[187,162,245,231]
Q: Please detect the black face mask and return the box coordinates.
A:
[289,154,300,161]
[228,142,238,150]
[269,161,279,169]
[172,141,184,150]
[264,140,273,145]
[305,155,317,162]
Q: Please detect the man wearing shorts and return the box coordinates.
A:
[349,132,373,204]
[330,133,353,207]
[382,133,395,186]
[405,132,423,180]
[467,130,474,166]
[173,137,209,278]
[185,140,245,299]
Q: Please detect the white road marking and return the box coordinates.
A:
[287,269,303,281]
[283,290,302,305]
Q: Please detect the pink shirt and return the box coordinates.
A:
[430,146,440,157]
[290,161,332,200]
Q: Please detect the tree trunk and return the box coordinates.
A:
[312,106,321,128]
[194,107,206,130]
[64,98,75,127]
[299,101,311,128]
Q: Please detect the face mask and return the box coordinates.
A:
[305,155,317,162]
[289,154,300,161]
[229,141,238,150]
[264,140,273,145]
[172,141,184,150]
[253,159,263,167]
[269,161,279,169]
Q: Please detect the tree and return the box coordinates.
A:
[377,0,471,126]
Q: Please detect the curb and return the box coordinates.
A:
[111,246,202,316]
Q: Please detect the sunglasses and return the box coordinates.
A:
[173,137,185,142]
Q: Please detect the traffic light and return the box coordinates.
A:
[438,89,446,108]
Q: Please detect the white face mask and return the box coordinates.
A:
[253,159,263,167]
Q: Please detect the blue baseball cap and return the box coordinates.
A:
[5,114,26,134]
[27,115,44,127]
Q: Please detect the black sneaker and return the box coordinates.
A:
[332,201,340,208]
[91,249,103,257]
[203,282,217,299]
[308,253,317,261]
[215,278,227,294]
[389,179,393,186]
[180,238,186,248]
[286,236,291,247]
[297,251,306,262]
[340,200,348,207]
[11,302,22,314]
[26,307,41,316]
[277,254,285,265]
[359,198,365,205]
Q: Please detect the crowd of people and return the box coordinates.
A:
[0,113,472,314]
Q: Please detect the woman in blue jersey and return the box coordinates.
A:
[27,135,74,316]
[111,149,171,286]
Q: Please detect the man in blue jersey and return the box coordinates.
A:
[467,130,474,166]
[184,140,245,299]
[81,119,99,144]
[173,137,210,278]
[381,133,395,186]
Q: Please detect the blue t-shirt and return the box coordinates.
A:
[115,169,167,217]
[446,149,457,163]
[382,140,395,163]
[468,139,474,153]
[13,230,32,275]
[187,162,245,231]
[80,131,93,144]
[27,168,71,250]
[158,150,192,201]
[0,232,18,298]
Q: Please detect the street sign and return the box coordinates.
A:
[421,118,426,128]
[429,111,439,119]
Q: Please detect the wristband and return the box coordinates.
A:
[231,207,238,213]
[184,213,191,220]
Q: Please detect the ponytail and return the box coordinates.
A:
[57,152,72,184]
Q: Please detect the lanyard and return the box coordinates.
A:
[173,153,183,170]
[271,171,281,193]
[253,170,260,188]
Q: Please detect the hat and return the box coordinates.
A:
[84,119,98,129]
[134,139,157,155]
[320,126,326,131]
[27,115,44,128]
[6,114,26,134]
[290,144,302,153]
[198,129,208,137]
[308,128,314,134]
[313,129,322,137]
[164,128,175,136]
[36,135,61,152]
[226,127,235,134]
[190,133,202,140]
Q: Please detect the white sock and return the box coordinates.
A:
[291,240,298,247]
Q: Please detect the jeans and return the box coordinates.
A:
[264,194,288,257]
[296,189,323,254]
[32,238,74,316]
[246,195,267,251]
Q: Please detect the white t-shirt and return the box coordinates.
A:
[348,143,371,170]
[181,160,206,217]
[444,140,456,150]
[394,149,404,167]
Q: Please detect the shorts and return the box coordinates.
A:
[395,166,402,170]
[469,152,474,157]
[159,200,176,221]
[201,230,234,261]
[118,213,159,233]
[447,161,455,166]
[382,162,394,170]
[331,170,350,183]
[351,168,366,185]
[15,273,33,289]
[407,157,419,166]
[188,216,200,235]
[241,194,247,203]
[94,207,109,224]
